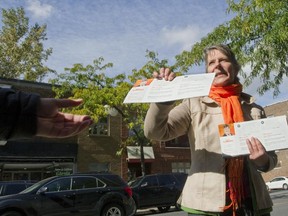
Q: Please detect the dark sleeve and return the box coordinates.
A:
[0,88,40,140]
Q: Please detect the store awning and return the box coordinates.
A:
[126,146,155,163]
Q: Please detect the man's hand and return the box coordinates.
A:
[36,98,93,138]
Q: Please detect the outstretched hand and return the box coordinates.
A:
[36,98,93,138]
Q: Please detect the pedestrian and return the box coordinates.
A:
[0,87,93,141]
[144,44,277,216]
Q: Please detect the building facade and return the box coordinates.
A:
[261,100,288,182]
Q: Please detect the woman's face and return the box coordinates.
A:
[206,49,237,87]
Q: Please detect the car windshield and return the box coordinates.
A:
[20,177,56,193]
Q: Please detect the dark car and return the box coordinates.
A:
[0,173,136,216]
[129,173,187,213]
[0,181,35,196]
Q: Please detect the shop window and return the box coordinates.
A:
[31,172,42,181]
[13,173,29,181]
[172,162,190,174]
[43,172,54,179]
[1,173,12,181]
[89,117,109,136]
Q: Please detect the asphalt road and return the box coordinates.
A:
[135,190,288,216]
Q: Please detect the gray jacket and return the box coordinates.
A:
[144,94,277,214]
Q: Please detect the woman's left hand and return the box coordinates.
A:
[246,136,269,168]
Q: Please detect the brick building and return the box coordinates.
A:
[261,100,288,182]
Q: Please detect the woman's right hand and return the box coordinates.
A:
[153,67,176,81]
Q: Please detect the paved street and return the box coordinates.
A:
[135,190,288,216]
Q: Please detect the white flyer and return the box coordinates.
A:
[123,73,215,103]
[219,115,288,157]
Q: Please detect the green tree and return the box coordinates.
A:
[174,0,288,96]
[0,7,54,81]
[50,52,165,176]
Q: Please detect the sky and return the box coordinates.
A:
[0,0,287,107]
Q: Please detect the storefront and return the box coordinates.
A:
[0,140,77,181]
[126,146,155,180]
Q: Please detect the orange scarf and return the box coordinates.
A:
[209,83,245,216]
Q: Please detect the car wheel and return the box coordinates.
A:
[158,206,171,212]
[1,211,23,216]
[283,184,288,190]
[101,203,124,216]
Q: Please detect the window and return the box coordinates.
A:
[14,173,29,180]
[5,184,27,195]
[144,176,158,187]
[158,175,175,186]
[97,179,106,187]
[72,177,97,189]
[46,178,71,192]
[89,117,109,136]
[172,162,190,174]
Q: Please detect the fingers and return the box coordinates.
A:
[61,114,93,137]
[246,136,266,153]
[246,136,269,167]
[40,98,84,111]
[60,120,93,137]
[53,98,83,109]
[246,137,266,161]
[36,113,93,138]
[153,68,175,81]
[246,137,254,153]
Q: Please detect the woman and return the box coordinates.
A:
[144,44,277,216]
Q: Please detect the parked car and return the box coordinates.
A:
[266,176,288,190]
[129,173,188,213]
[0,172,136,216]
[0,181,35,196]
